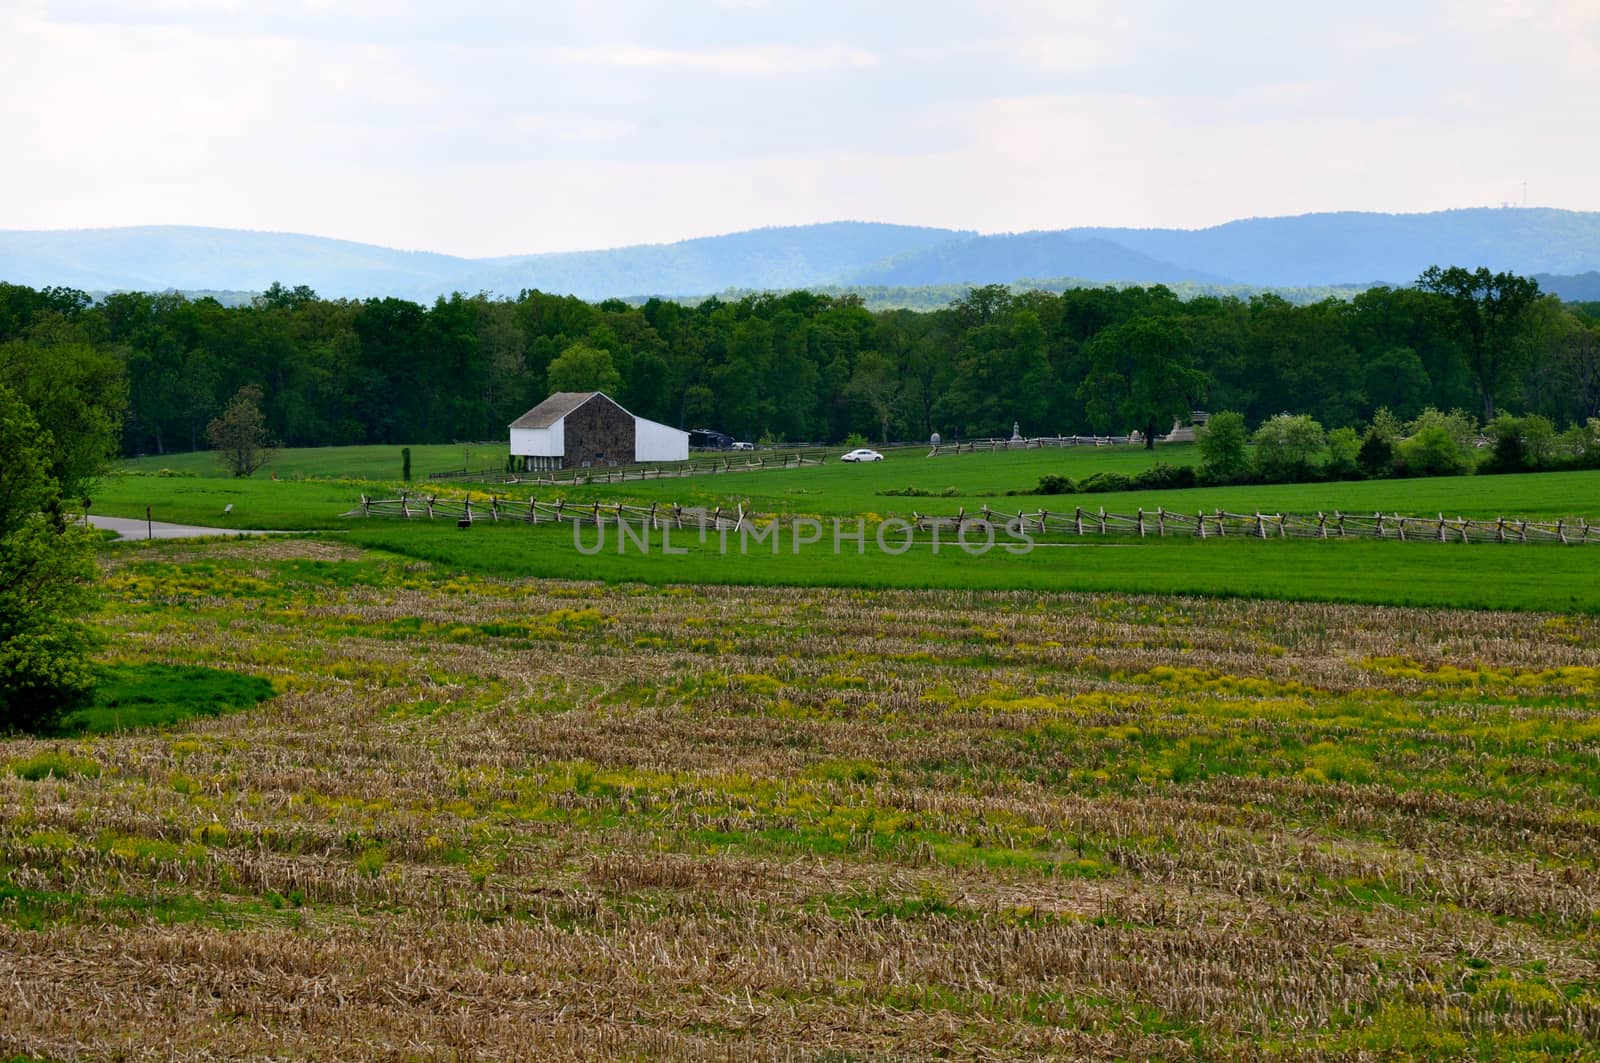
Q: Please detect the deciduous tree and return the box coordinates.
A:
[1079,317,1208,449]
[207,384,276,477]
[0,385,98,733]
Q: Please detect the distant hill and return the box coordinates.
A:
[1538,271,1600,302]
[450,222,969,300]
[5,209,1600,300]
[0,226,472,296]
[845,233,1229,287]
[1060,208,1600,286]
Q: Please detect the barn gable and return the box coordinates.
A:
[508,391,688,470]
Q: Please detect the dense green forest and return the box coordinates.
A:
[1,272,1597,456]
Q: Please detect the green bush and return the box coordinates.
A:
[1356,427,1397,478]
[1197,411,1250,482]
[1400,425,1474,476]
[1077,471,1132,493]
[1129,463,1197,490]
[1035,474,1076,495]
[1252,414,1327,482]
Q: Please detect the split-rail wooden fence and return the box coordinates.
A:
[354,495,1597,545]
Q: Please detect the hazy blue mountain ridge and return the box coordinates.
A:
[446,222,969,300]
[846,232,1234,286]
[0,226,471,295]
[1061,208,1600,285]
[5,209,1600,301]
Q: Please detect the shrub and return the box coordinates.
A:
[1252,414,1326,482]
[1324,427,1362,479]
[1561,419,1600,468]
[1130,463,1197,490]
[842,432,869,449]
[1034,474,1076,495]
[1197,411,1250,482]
[1400,425,1474,476]
[1078,471,1132,493]
[1356,427,1397,478]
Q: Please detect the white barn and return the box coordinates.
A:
[508,391,689,472]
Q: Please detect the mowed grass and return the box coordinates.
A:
[121,441,504,481]
[345,519,1600,613]
[96,443,1600,532]
[2,536,1598,1057]
[61,663,278,735]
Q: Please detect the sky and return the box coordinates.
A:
[3,0,1598,257]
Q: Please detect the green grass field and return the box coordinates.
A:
[342,519,1600,613]
[122,442,506,481]
[90,443,1600,613]
[103,444,1600,528]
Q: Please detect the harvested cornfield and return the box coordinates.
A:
[2,537,1598,1059]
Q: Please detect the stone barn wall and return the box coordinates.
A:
[563,395,636,467]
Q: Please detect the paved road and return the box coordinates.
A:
[87,515,291,541]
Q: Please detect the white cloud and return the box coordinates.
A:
[557,43,877,74]
[1,1,1598,256]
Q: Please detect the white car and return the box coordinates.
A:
[840,448,884,462]
[730,441,755,451]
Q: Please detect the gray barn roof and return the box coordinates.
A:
[509,391,617,429]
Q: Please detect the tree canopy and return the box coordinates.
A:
[0,267,1592,455]
[0,385,100,733]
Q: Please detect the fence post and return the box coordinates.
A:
[1074,507,1083,536]
[1557,518,1567,545]
[1156,507,1165,536]
[527,497,537,524]
[1039,509,1049,535]
[1519,520,1528,543]
[360,494,370,517]
[463,498,471,523]
[1277,514,1286,538]
[1137,508,1145,538]
[1254,512,1265,538]
[426,497,435,520]
[1098,507,1107,535]
[1396,514,1406,541]
[1437,513,1446,542]
[675,504,684,530]
[1196,510,1206,539]
[400,494,410,519]
[592,501,601,525]
[649,502,658,529]
[712,506,722,529]
[1316,511,1326,538]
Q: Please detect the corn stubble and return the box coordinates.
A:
[1,538,1598,1059]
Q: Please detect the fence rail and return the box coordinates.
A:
[911,505,1600,545]
[357,494,746,530]
[354,494,1598,545]
[426,453,827,486]
[929,435,1142,454]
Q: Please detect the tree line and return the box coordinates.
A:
[2,269,1598,461]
